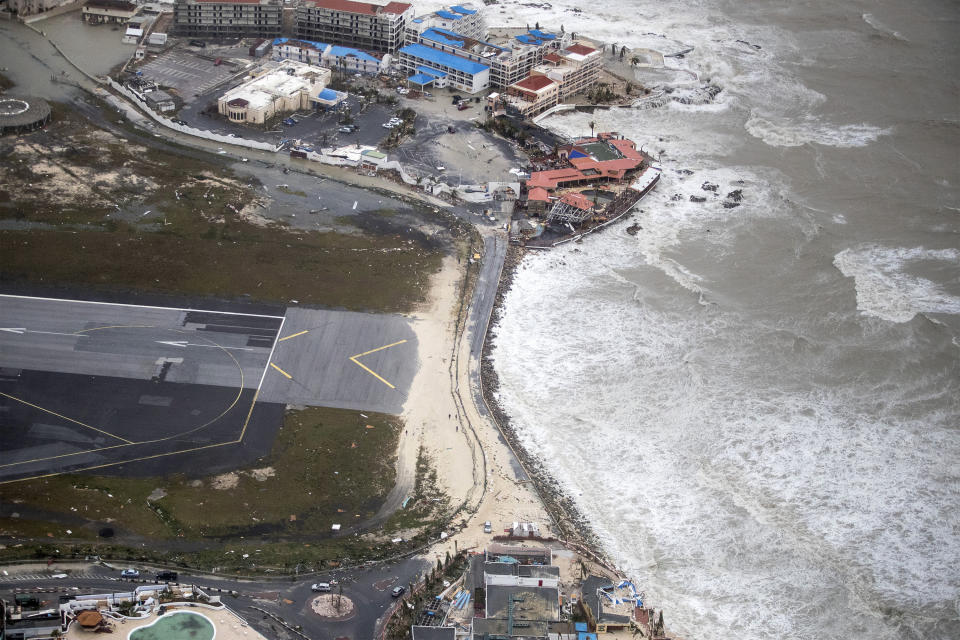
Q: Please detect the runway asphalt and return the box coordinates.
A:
[0,295,418,482]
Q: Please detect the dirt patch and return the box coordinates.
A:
[311,594,355,619]
[210,473,239,490]
[247,467,275,482]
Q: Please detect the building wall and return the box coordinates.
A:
[295,3,411,54]
[173,0,282,39]
[6,0,73,16]
[82,5,137,24]
[396,49,488,93]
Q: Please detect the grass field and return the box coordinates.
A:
[0,407,401,542]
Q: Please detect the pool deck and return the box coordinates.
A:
[65,605,268,640]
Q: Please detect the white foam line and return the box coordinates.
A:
[0,294,285,320]
[256,314,286,394]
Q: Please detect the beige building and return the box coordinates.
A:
[218,61,332,125]
[531,41,602,100]
[504,73,558,117]
[82,0,138,24]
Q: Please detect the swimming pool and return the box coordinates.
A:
[128,610,214,640]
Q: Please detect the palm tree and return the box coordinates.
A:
[631,55,640,66]
[589,120,595,137]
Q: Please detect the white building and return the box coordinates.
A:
[396,42,489,94]
[218,61,332,125]
[272,38,387,74]
[404,3,484,42]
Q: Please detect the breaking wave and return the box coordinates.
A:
[834,246,960,322]
[745,113,891,148]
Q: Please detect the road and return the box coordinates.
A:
[0,558,427,640]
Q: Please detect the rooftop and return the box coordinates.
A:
[398,43,489,75]
[511,74,556,92]
[303,0,410,15]
[327,45,380,62]
[486,584,559,620]
[566,43,596,56]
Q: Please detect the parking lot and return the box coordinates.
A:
[137,47,247,98]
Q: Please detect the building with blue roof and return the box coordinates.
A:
[403,2,485,41]
[397,43,489,93]
[273,38,385,74]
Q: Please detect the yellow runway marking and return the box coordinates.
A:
[270,362,293,379]
[278,330,309,342]
[349,339,408,389]
[0,392,133,444]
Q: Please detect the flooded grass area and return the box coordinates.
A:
[0,407,401,543]
[0,103,443,312]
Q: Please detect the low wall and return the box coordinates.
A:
[106,78,278,152]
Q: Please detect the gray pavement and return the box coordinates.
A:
[138,47,247,97]
[259,307,416,415]
[0,294,280,389]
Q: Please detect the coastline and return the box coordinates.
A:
[478,243,618,571]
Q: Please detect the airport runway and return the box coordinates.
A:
[0,295,417,482]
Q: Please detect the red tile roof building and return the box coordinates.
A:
[296,0,413,53]
[504,74,560,117]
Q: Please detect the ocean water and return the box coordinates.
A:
[482,0,960,638]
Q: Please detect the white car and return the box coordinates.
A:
[121,569,140,578]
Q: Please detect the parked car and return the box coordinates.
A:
[283,118,296,126]
[339,127,353,133]
[189,40,206,48]
[457,102,469,111]
[156,571,178,581]
[451,95,462,104]
[121,569,140,578]
[484,521,492,533]
[391,586,406,598]
[311,583,331,592]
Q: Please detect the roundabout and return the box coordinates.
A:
[0,95,51,135]
[310,594,356,620]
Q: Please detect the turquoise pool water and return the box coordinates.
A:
[128,611,214,640]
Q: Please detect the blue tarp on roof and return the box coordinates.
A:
[273,37,329,51]
[569,149,588,159]
[529,29,556,40]
[399,43,489,75]
[422,28,465,48]
[412,17,423,23]
[450,5,476,14]
[407,73,435,86]
[515,34,539,44]
[326,45,379,64]
[317,88,339,101]
[417,66,447,78]
[427,26,510,52]
[435,9,461,19]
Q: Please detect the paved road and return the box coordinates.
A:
[0,557,427,640]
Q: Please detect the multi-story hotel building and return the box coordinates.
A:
[172,0,282,40]
[295,0,413,54]
[404,26,563,89]
[531,42,602,100]
[403,3,484,42]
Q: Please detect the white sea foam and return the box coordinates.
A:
[834,246,960,322]
[746,113,892,148]
[474,1,959,639]
[862,12,909,42]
